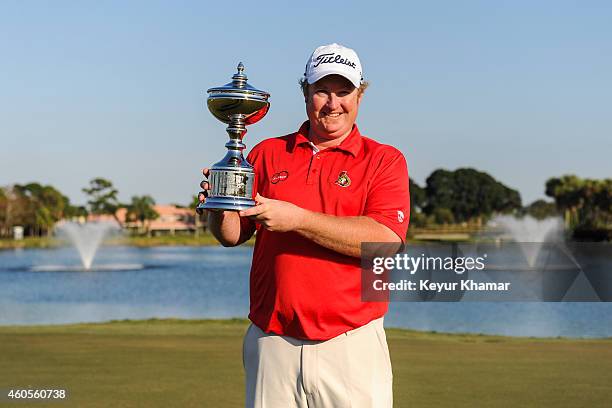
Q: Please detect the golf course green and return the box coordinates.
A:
[1,319,610,407]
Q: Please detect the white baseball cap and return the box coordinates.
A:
[304,43,363,88]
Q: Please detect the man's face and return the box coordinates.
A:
[306,74,363,141]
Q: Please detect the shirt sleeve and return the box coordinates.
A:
[363,148,411,243]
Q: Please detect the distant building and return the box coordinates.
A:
[147,205,197,236]
[86,211,123,226]
[87,205,204,236]
[13,226,24,240]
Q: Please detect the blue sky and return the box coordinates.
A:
[1,1,610,206]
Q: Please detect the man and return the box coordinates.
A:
[198,43,410,407]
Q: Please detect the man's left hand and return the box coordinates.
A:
[239,194,306,232]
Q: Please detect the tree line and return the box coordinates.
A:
[408,168,611,239]
[2,171,610,239]
[409,168,522,227]
[545,175,612,239]
[0,178,162,238]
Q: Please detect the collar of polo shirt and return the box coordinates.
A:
[289,121,363,157]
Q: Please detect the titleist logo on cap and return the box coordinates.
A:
[305,43,363,88]
[313,53,357,70]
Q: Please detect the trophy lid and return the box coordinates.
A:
[207,63,270,102]
[207,62,270,125]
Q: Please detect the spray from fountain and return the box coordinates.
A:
[492,215,563,266]
[56,221,120,270]
[494,215,563,243]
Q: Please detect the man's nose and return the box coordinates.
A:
[326,93,341,110]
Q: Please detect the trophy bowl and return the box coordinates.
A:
[207,91,269,126]
[198,63,270,212]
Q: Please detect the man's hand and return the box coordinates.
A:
[196,167,255,246]
[238,193,400,258]
[239,194,306,232]
[197,168,221,214]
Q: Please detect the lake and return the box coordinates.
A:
[1,245,611,338]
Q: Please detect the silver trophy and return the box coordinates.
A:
[198,63,270,211]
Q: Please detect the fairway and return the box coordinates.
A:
[1,319,611,407]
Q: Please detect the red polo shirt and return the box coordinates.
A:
[245,121,410,340]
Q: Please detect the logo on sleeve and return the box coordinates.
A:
[335,171,351,187]
[271,171,289,184]
[397,210,405,223]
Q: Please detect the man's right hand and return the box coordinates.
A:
[196,167,213,214]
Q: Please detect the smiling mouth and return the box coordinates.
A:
[323,112,343,118]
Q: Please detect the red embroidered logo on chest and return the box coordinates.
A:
[270,170,289,184]
[335,171,351,187]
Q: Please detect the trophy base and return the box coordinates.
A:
[198,196,256,211]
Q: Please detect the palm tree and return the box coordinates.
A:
[82,178,121,225]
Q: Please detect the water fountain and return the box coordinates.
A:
[56,221,119,270]
[492,215,563,266]
[29,221,143,272]
[484,215,589,301]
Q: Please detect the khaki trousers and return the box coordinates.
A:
[243,317,393,408]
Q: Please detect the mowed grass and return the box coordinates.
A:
[0,319,611,408]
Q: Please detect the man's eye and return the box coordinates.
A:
[335,90,353,97]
